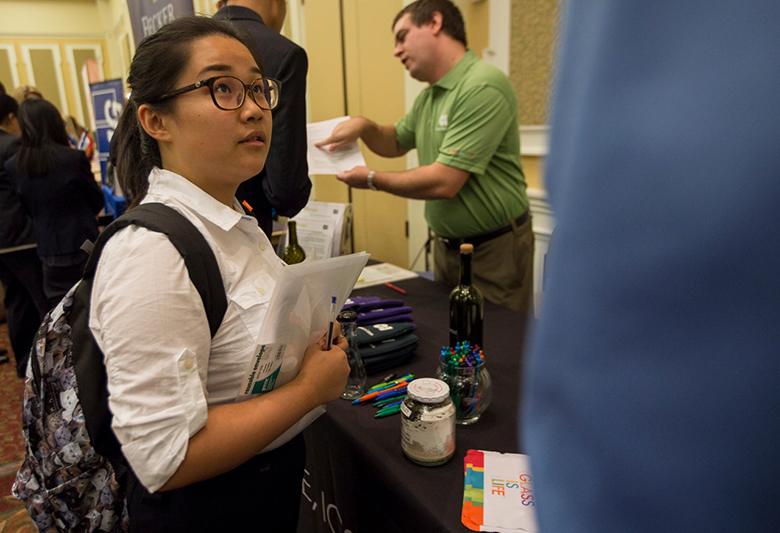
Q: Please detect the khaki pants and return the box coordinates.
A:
[434,215,534,315]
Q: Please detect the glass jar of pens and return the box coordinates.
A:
[436,341,492,425]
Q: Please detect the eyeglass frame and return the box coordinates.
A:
[152,75,281,111]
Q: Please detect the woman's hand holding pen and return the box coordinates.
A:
[297,331,350,405]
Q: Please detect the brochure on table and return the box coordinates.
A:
[287,201,351,260]
[354,262,419,289]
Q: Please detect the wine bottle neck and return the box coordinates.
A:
[288,221,298,246]
[459,252,472,286]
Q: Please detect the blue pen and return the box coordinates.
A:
[325,295,337,349]
[376,399,403,410]
[374,386,408,401]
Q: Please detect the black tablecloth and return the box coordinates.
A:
[298,276,530,533]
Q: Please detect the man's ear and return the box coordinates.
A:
[430,11,444,35]
[137,103,172,142]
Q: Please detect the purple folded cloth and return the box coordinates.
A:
[343,296,381,310]
[357,306,412,321]
[358,313,414,326]
[344,296,405,312]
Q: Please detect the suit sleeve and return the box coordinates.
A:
[75,151,104,214]
[261,45,311,217]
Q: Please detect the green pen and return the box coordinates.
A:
[368,373,415,393]
[374,404,402,418]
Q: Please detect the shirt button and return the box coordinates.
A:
[256,287,266,296]
[182,358,194,370]
[258,243,266,252]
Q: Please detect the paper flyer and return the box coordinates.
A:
[307,116,366,174]
[462,450,538,533]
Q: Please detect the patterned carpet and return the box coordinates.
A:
[0,323,35,532]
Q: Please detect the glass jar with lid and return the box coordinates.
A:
[400,378,456,466]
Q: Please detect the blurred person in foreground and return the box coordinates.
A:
[523,1,780,532]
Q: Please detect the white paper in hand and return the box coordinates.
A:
[307,116,367,174]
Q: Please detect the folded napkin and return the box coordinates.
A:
[355,322,417,345]
[358,305,412,326]
[343,296,405,312]
[359,333,418,359]
[362,343,418,375]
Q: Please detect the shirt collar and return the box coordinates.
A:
[215,5,266,26]
[145,167,247,232]
[434,49,477,90]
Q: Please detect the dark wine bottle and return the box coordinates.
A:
[448,243,484,347]
[281,220,306,264]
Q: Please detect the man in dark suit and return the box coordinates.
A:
[215,0,311,238]
[0,94,47,376]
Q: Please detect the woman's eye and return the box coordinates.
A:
[214,82,232,94]
[251,84,263,96]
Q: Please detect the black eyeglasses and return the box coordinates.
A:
[155,75,280,111]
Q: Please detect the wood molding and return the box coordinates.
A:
[520,125,549,156]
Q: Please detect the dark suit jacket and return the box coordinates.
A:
[5,144,103,259]
[0,129,34,248]
[215,5,312,237]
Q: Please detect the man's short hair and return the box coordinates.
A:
[393,0,467,48]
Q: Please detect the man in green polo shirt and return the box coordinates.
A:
[316,0,533,314]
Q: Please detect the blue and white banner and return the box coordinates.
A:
[89,78,125,184]
[127,0,194,47]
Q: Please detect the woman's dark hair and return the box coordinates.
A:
[16,98,71,177]
[392,0,467,48]
[0,93,18,125]
[114,16,255,207]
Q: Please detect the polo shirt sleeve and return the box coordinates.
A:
[395,108,418,152]
[436,85,513,175]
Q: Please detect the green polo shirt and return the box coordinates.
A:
[395,50,528,238]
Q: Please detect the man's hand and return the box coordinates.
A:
[314,117,365,152]
[336,166,371,189]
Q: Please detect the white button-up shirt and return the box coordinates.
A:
[89,167,286,492]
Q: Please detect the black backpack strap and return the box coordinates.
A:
[74,203,227,464]
[85,203,227,337]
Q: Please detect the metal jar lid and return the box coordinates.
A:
[407,378,450,404]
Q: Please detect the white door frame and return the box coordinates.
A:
[20,43,70,115]
[64,43,104,129]
[0,44,21,88]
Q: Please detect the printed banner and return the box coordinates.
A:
[89,79,124,185]
[127,0,194,46]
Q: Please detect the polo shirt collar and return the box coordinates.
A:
[215,5,266,26]
[434,49,477,90]
[146,167,245,231]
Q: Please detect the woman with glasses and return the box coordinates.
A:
[98,17,349,531]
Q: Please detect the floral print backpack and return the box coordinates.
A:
[13,203,226,532]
